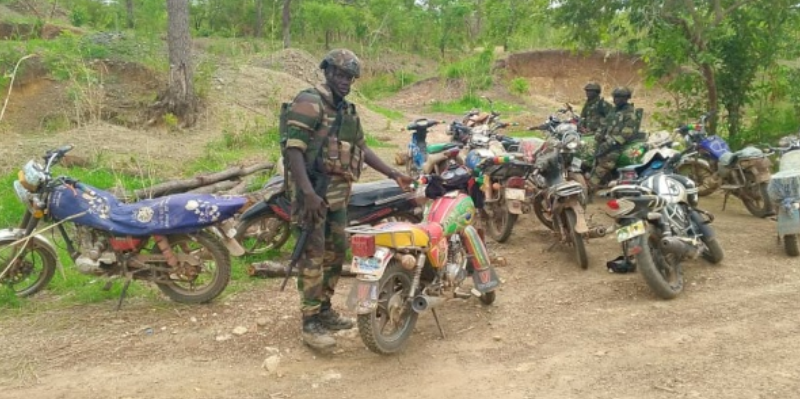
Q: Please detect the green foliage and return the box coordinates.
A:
[357,71,419,100]
[429,95,521,115]
[441,48,495,95]
[365,104,404,121]
[508,77,529,96]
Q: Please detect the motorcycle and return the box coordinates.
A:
[235,175,425,255]
[529,144,606,269]
[404,118,463,179]
[602,147,724,299]
[343,166,501,355]
[464,150,536,243]
[678,112,773,217]
[766,135,800,256]
[2,145,245,304]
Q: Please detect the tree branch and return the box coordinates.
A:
[0,54,38,124]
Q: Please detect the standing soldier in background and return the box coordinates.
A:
[282,49,413,351]
[578,82,612,136]
[589,86,645,189]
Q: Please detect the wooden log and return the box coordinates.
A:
[133,162,273,199]
[187,179,240,194]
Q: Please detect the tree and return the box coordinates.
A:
[125,0,135,29]
[149,0,198,128]
[555,0,798,144]
[282,0,293,48]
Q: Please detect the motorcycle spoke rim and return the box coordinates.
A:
[167,239,218,293]
[374,274,411,340]
[0,247,45,292]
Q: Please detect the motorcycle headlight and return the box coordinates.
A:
[566,141,578,150]
[14,180,32,207]
[19,160,45,191]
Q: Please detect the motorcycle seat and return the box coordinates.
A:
[720,146,764,166]
[427,142,460,154]
[350,179,406,207]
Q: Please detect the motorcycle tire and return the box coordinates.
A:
[636,229,684,300]
[0,237,57,297]
[700,236,725,264]
[785,235,800,257]
[155,232,232,304]
[357,261,419,355]
[235,211,291,255]
[564,208,589,269]
[742,182,774,218]
[677,163,719,197]
[485,202,518,243]
[532,193,554,231]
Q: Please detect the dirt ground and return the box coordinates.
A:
[2,48,800,399]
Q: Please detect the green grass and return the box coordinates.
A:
[429,95,523,115]
[356,71,419,101]
[366,103,405,121]
[506,129,545,139]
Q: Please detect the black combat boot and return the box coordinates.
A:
[319,301,354,330]
[302,314,336,350]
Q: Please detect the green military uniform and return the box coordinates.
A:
[284,83,365,317]
[591,102,639,185]
[579,96,612,136]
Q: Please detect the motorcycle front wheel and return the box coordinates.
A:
[155,232,231,304]
[357,261,418,355]
[564,208,588,269]
[235,211,291,255]
[485,199,518,243]
[742,181,774,218]
[0,238,56,297]
[636,229,684,300]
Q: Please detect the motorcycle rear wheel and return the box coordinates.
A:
[564,208,588,269]
[155,232,231,304]
[0,238,56,297]
[485,200,518,243]
[357,261,418,355]
[636,230,684,300]
[532,193,554,230]
[678,163,719,197]
[785,235,800,257]
[235,211,291,255]
[742,182,774,218]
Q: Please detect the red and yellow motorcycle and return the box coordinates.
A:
[344,166,501,355]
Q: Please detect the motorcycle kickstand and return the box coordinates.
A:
[431,308,446,339]
[115,274,133,312]
[722,191,730,211]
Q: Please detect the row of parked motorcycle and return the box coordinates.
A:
[3,102,799,356]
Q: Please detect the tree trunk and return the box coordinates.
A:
[325,30,331,50]
[700,63,718,134]
[125,0,134,29]
[149,0,198,128]
[255,0,264,37]
[282,0,293,48]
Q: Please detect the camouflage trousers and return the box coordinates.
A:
[590,149,621,186]
[294,207,348,317]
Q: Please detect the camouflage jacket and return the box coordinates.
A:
[603,103,639,145]
[284,83,365,210]
[579,97,612,135]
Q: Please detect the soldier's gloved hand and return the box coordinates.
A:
[303,192,327,224]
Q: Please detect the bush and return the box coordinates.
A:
[508,77,529,96]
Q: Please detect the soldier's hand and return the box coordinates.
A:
[303,192,326,223]
[394,173,414,192]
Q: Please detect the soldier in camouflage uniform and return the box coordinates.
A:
[283,49,414,351]
[590,86,643,187]
[578,82,612,136]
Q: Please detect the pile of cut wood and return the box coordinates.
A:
[116,162,274,201]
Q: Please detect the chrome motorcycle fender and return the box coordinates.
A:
[461,225,501,293]
[208,225,245,257]
[346,277,381,314]
[0,228,60,267]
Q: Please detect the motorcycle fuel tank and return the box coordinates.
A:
[423,192,476,236]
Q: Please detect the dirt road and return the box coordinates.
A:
[2,192,799,399]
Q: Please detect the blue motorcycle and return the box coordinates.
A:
[2,145,246,305]
[405,118,463,178]
[678,112,773,217]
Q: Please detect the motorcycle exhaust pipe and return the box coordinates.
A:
[661,236,700,259]
[411,295,446,313]
[586,226,608,239]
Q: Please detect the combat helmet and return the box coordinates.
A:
[612,86,632,98]
[584,82,601,92]
[319,49,361,78]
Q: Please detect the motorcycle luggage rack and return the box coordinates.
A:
[344,225,427,249]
